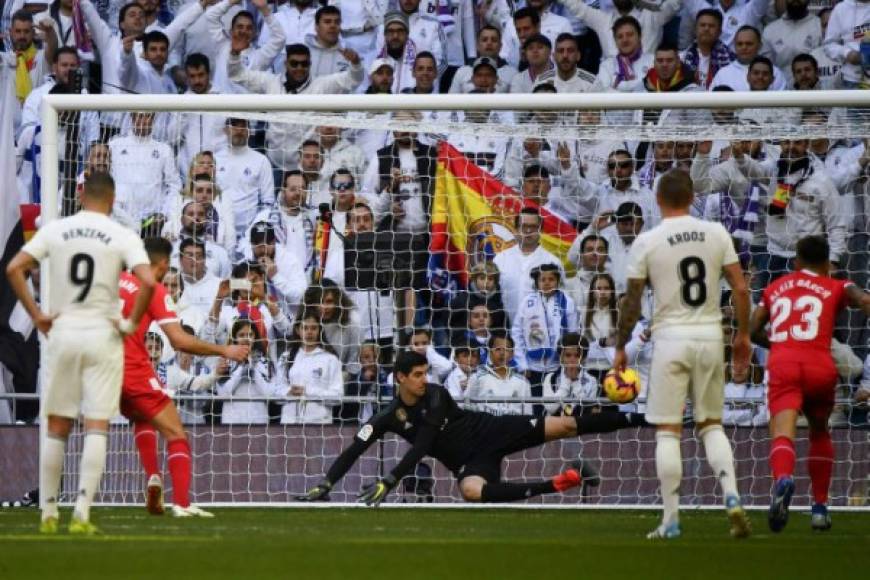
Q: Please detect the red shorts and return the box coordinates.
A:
[120,373,172,423]
[767,355,838,419]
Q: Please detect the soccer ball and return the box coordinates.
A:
[602,368,641,404]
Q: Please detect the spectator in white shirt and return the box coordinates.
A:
[9,10,52,104]
[565,233,611,314]
[711,25,788,91]
[444,342,481,401]
[175,54,228,176]
[811,7,843,88]
[822,0,870,88]
[560,0,680,58]
[304,279,364,376]
[466,332,533,416]
[215,319,273,424]
[449,25,518,93]
[738,56,802,125]
[510,33,554,93]
[585,202,645,291]
[305,5,350,79]
[169,201,232,278]
[373,11,417,93]
[761,0,822,84]
[274,312,343,424]
[207,0,286,94]
[259,0,316,59]
[580,272,618,380]
[493,207,564,324]
[328,0,385,69]
[378,0,446,72]
[680,8,736,89]
[248,221,307,319]
[119,29,177,94]
[109,111,181,222]
[299,139,331,206]
[177,238,223,322]
[542,333,599,416]
[535,33,600,93]
[19,46,86,136]
[596,16,654,93]
[215,117,275,240]
[595,150,657,227]
[317,125,368,200]
[684,0,769,49]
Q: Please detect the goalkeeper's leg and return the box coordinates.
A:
[542,412,647,441]
[457,457,599,503]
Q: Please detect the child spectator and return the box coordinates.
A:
[541,333,599,416]
[215,320,272,425]
[444,341,481,401]
[466,332,532,416]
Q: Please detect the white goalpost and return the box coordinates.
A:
[33,90,870,509]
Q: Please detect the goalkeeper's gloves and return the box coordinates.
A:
[358,475,397,507]
[296,479,332,502]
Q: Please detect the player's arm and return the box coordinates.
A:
[124,264,156,332]
[161,321,248,361]
[845,284,870,315]
[723,262,751,382]
[358,422,440,507]
[297,412,389,501]
[5,251,53,334]
[749,303,771,349]
[613,277,646,370]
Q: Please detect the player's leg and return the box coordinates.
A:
[40,415,74,533]
[121,384,167,515]
[766,360,803,533]
[149,403,212,517]
[692,340,749,538]
[644,341,689,539]
[70,417,110,534]
[802,363,838,531]
[542,413,647,441]
[458,462,596,503]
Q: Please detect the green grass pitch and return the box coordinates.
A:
[1,508,867,580]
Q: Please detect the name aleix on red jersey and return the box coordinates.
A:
[768,277,833,303]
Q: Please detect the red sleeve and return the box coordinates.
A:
[148,283,180,325]
[836,278,854,312]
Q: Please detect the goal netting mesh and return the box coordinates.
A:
[28,93,870,507]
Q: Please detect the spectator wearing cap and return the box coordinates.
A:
[466,56,502,93]
[595,16,654,93]
[509,33,554,93]
[169,201,232,278]
[378,0,446,73]
[493,207,565,325]
[534,33,601,93]
[365,57,395,93]
[248,221,308,318]
[582,202,645,291]
[565,233,612,314]
[305,5,352,79]
[362,110,437,233]
[205,0,286,95]
[228,41,364,173]
[373,10,417,92]
[560,0,679,58]
[246,170,315,276]
[680,9,735,90]
[451,27,518,93]
[215,118,276,241]
[594,149,657,229]
[710,26,788,91]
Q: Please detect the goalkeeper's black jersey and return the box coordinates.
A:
[325,384,500,484]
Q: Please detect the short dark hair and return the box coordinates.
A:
[142,30,169,51]
[185,52,210,74]
[329,167,355,190]
[286,43,311,59]
[523,164,550,180]
[231,10,255,29]
[531,262,561,284]
[735,25,761,42]
[479,24,501,39]
[414,51,437,67]
[315,5,341,23]
[657,168,694,208]
[796,235,830,267]
[144,237,172,261]
[557,332,588,358]
[412,326,433,339]
[232,261,264,280]
[300,139,323,152]
[282,169,305,187]
[749,55,773,73]
[655,40,679,55]
[513,7,541,26]
[83,172,115,200]
[53,46,79,65]
[555,32,578,48]
[11,9,33,24]
[515,206,542,229]
[179,237,205,256]
[488,330,514,350]
[612,15,641,37]
[696,8,723,26]
[394,350,429,378]
[791,53,818,72]
[119,2,144,30]
[580,233,609,254]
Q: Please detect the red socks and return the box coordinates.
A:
[808,430,834,505]
[134,423,159,478]
[769,436,795,481]
[167,438,192,508]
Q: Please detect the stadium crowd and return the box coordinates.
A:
[1,0,869,426]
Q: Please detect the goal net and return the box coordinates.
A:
[29,91,870,508]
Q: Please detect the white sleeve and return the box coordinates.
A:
[163,1,205,48]
[21,224,52,261]
[80,0,114,56]
[206,0,231,45]
[624,235,649,281]
[122,231,150,269]
[251,11,286,71]
[719,225,739,266]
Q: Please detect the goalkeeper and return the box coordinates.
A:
[300,350,646,506]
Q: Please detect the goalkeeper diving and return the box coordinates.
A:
[300,351,647,505]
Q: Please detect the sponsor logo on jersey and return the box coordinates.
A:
[396,408,408,422]
[164,294,176,313]
[152,149,159,159]
[357,424,373,442]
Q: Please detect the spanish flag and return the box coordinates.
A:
[429,141,578,290]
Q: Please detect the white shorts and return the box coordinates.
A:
[646,338,725,425]
[42,326,123,421]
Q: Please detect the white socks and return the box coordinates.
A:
[72,431,108,522]
[655,431,682,526]
[40,434,67,520]
[699,424,739,500]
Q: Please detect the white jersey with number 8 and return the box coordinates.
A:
[22,210,149,328]
[625,215,738,340]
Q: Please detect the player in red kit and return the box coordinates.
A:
[750,236,870,533]
[120,238,249,517]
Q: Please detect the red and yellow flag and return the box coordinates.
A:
[429,141,577,288]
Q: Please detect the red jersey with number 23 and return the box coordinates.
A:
[119,271,179,386]
[761,270,852,359]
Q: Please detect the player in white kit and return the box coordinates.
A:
[614,169,752,540]
[5,172,156,535]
